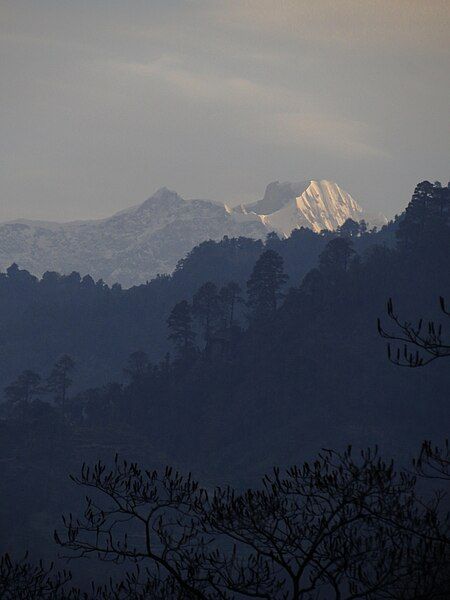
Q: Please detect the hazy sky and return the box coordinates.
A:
[1,1,449,222]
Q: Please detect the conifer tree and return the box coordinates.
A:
[123,351,148,381]
[396,180,450,253]
[167,300,196,356]
[4,370,42,419]
[318,237,355,274]
[337,218,360,238]
[219,282,242,330]
[247,249,288,321]
[46,355,75,412]
[192,282,221,346]
[4,370,41,405]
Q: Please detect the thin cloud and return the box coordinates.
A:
[263,112,390,159]
[209,0,450,52]
[0,1,448,221]
[119,57,265,104]
[113,58,387,159]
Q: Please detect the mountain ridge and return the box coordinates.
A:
[0,181,386,286]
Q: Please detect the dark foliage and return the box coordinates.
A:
[0,223,395,391]
[0,181,449,590]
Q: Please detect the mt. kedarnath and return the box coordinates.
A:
[0,180,385,287]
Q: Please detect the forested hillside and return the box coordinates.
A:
[0,215,393,391]
[1,182,449,581]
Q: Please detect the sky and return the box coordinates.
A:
[0,0,449,222]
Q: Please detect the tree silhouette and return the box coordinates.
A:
[4,370,41,418]
[167,300,196,357]
[378,297,450,545]
[123,350,149,381]
[192,282,221,348]
[414,440,450,486]
[378,297,450,367]
[337,218,361,238]
[0,553,73,600]
[319,237,355,275]
[218,282,242,330]
[55,448,450,599]
[247,249,288,321]
[0,553,184,599]
[396,180,450,253]
[46,355,75,413]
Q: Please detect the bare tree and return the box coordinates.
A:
[0,553,73,600]
[414,440,450,484]
[54,457,210,599]
[193,448,449,599]
[55,449,450,599]
[0,554,189,599]
[378,297,450,367]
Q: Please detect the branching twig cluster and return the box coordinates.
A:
[378,297,450,367]
[51,449,450,599]
[415,440,450,483]
[0,553,73,600]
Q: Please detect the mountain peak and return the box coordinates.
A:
[134,187,186,214]
[147,187,183,202]
[237,179,385,236]
[246,180,309,215]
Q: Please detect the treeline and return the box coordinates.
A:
[0,213,394,391]
[2,182,449,457]
[1,181,449,585]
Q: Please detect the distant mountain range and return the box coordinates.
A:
[232,179,386,235]
[0,180,386,286]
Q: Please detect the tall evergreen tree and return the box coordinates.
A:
[337,218,361,238]
[246,249,288,321]
[319,237,355,275]
[396,180,450,253]
[219,282,242,330]
[46,355,75,412]
[4,370,41,419]
[167,300,196,356]
[4,370,41,405]
[192,282,221,346]
[123,350,148,381]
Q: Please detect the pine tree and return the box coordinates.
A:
[192,282,221,346]
[4,370,42,419]
[46,355,75,412]
[219,282,242,330]
[319,237,355,274]
[337,218,360,238]
[247,250,288,321]
[167,300,196,356]
[123,350,148,381]
[5,370,41,405]
[396,180,450,253]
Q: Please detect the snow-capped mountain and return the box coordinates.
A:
[0,181,385,286]
[234,180,386,236]
[0,188,266,287]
